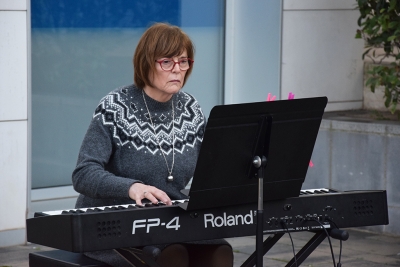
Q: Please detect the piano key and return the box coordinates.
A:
[35,190,336,216]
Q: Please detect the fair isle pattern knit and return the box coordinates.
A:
[73,85,229,266]
[73,84,206,206]
[73,84,205,206]
[93,85,205,155]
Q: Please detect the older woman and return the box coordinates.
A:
[72,23,233,267]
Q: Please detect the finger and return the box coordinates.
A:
[136,190,147,206]
[154,192,172,206]
[147,189,172,205]
[146,191,170,205]
[135,190,149,206]
[143,192,160,205]
[135,198,143,206]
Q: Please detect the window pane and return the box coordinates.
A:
[31,0,224,188]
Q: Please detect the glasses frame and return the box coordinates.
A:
[155,58,194,71]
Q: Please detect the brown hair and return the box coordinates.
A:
[133,23,195,89]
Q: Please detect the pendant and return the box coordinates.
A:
[167,175,174,182]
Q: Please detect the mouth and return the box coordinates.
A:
[169,79,181,83]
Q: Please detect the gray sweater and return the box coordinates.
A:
[72,84,205,208]
[72,85,230,266]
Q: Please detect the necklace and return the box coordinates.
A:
[142,90,175,182]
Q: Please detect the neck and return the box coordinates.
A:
[143,86,173,102]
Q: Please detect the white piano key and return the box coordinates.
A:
[39,200,189,216]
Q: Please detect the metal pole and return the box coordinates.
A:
[253,156,266,267]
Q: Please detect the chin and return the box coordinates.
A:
[167,86,182,94]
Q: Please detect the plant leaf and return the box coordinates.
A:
[385,93,392,107]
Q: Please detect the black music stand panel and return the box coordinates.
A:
[29,250,110,267]
[183,97,328,210]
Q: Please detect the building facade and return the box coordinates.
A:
[0,0,365,247]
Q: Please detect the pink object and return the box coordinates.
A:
[309,160,314,167]
[266,93,276,102]
[288,92,295,100]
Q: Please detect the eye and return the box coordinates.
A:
[180,59,188,64]
[162,59,172,64]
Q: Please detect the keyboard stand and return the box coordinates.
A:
[240,230,328,267]
[240,233,284,267]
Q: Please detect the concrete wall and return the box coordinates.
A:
[282,0,364,110]
[0,0,29,247]
[283,0,398,235]
[304,116,400,235]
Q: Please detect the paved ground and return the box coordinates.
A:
[1,229,400,267]
[228,229,400,267]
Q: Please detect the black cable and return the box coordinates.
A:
[311,218,336,267]
[327,218,343,267]
[281,221,298,267]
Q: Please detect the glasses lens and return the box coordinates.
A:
[158,59,191,71]
[179,59,189,70]
[161,59,174,70]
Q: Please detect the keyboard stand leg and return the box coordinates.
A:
[240,233,284,267]
[285,231,327,267]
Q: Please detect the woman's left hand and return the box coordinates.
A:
[128,183,172,206]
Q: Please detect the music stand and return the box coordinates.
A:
[180,96,327,210]
[180,96,327,266]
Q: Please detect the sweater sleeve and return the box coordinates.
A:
[72,116,138,199]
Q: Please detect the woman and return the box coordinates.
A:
[72,23,233,267]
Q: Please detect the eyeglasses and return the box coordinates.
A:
[155,58,194,71]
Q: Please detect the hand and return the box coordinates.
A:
[129,183,172,206]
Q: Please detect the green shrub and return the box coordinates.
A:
[355,0,400,114]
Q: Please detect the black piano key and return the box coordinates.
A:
[61,209,84,214]
[33,212,48,217]
[126,205,137,209]
[104,207,119,211]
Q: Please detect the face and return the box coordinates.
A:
[144,51,188,102]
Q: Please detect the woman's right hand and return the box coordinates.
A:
[129,183,172,206]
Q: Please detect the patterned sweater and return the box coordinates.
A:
[72,84,206,208]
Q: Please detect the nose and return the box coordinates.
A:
[171,61,181,72]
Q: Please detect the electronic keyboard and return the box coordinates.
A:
[26,188,389,252]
